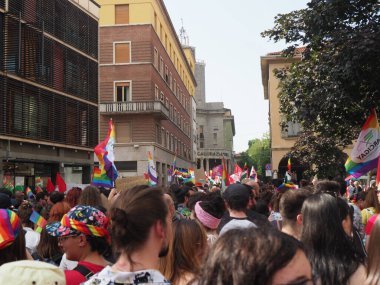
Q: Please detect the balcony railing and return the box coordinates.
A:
[99,101,169,120]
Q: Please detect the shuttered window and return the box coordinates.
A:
[115,122,131,143]
[115,5,129,24]
[115,43,130,63]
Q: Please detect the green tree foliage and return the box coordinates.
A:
[262,0,380,177]
[237,133,271,177]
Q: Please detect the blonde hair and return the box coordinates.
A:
[366,216,380,285]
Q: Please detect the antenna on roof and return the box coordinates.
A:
[179,18,189,46]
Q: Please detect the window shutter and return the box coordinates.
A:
[115,5,129,24]
[115,43,130,63]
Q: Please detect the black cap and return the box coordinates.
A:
[223,184,251,200]
[0,193,12,209]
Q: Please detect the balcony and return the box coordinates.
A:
[99,101,169,120]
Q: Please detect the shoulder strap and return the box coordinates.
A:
[73,264,94,280]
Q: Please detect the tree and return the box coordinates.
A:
[262,0,380,177]
[237,133,271,178]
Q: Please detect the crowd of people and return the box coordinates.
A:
[0,177,380,285]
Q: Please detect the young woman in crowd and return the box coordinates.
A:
[361,188,380,229]
[64,187,82,209]
[32,225,63,266]
[160,219,207,285]
[193,191,225,245]
[195,226,313,285]
[365,214,380,285]
[301,193,366,285]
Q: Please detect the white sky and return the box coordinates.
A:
[164,0,309,153]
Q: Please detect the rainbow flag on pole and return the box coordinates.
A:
[221,157,230,189]
[345,109,380,178]
[147,151,158,186]
[29,210,47,228]
[25,187,34,199]
[92,119,118,188]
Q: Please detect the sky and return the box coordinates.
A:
[164,0,309,153]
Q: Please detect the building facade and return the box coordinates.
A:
[98,0,197,186]
[0,0,99,190]
[194,61,235,174]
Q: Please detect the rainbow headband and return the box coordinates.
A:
[0,209,21,250]
[61,214,111,243]
[195,201,221,230]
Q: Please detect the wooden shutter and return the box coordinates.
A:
[115,43,130,63]
[115,122,131,143]
[115,5,129,24]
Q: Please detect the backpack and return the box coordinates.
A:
[73,264,94,280]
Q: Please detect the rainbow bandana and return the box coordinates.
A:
[46,205,110,243]
[0,209,21,250]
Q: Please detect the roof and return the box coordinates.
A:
[267,47,306,56]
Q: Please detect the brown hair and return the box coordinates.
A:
[79,185,102,207]
[48,201,71,223]
[64,187,82,208]
[363,188,380,213]
[366,216,380,285]
[160,219,207,284]
[280,189,311,222]
[0,224,27,266]
[110,185,168,266]
[36,226,62,262]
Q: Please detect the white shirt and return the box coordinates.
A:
[23,227,40,255]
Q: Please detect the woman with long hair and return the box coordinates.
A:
[301,193,366,285]
[366,215,380,285]
[160,219,207,285]
[48,201,71,223]
[33,225,63,266]
[64,187,82,209]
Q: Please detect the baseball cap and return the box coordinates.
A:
[223,184,251,200]
[0,260,65,285]
[46,205,110,242]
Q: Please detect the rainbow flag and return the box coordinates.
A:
[147,151,158,186]
[182,168,195,184]
[92,119,118,188]
[288,158,292,172]
[345,109,380,178]
[221,157,230,189]
[29,210,47,228]
[0,209,20,249]
[25,187,34,199]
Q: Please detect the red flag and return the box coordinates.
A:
[56,173,66,193]
[376,156,380,187]
[46,178,55,193]
[234,164,243,179]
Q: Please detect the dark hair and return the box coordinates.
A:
[49,192,65,204]
[35,192,47,202]
[199,191,225,219]
[0,224,27,266]
[270,190,288,212]
[36,226,62,264]
[110,185,168,266]
[363,188,380,213]
[336,197,352,223]
[86,235,111,255]
[280,189,311,222]
[173,186,191,205]
[187,192,206,212]
[196,227,305,285]
[314,180,341,197]
[254,199,270,217]
[301,194,363,285]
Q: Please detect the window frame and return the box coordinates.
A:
[113,41,131,64]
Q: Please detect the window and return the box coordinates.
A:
[165,65,169,83]
[115,5,129,24]
[155,85,159,100]
[115,82,130,102]
[160,57,164,77]
[161,128,165,146]
[114,161,137,171]
[115,122,131,143]
[114,42,130,63]
[160,91,164,102]
[213,133,217,145]
[156,124,162,144]
[154,48,158,68]
[173,79,176,96]
[169,72,172,89]
[165,97,169,108]
[166,132,169,149]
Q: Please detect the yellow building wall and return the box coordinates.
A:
[98,0,195,96]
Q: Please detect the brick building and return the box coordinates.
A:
[0,0,99,189]
[98,0,197,185]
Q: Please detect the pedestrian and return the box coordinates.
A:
[83,185,172,284]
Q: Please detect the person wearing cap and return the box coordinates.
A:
[217,184,258,235]
[0,209,28,266]
[0,260,66,285]
[46,205,111,285]
[83,185,172,285]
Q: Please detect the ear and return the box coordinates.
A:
[296,214,303,225]
[78,235,87,247]
[154,220,165,239]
